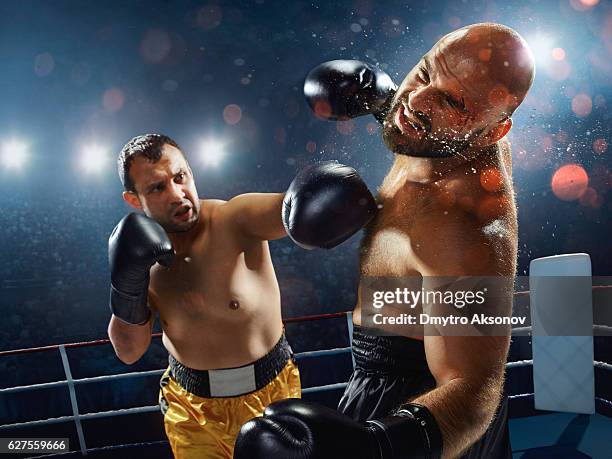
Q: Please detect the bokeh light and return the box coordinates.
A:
[197,4,222,30]
[34,52,54,77]
[306,141,317,153]
[571,93,592,117]
[448,16,461,28]
[313,101,332,119]
[477,195,509,222]
[570,0,599,11]
[366,122,379,135]
[547,60,571,81]
[480,168,504,193]
[551,164,589,201]
[551,47,566,60]
[274,127,286,145]
[223,104,242,125]
[102,88,125,112]
[140,29,171,63]
[578,187,602,208]
[336,120,355,135]
[593,138,607,155]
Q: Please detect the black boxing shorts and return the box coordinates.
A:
[338,326,511,459]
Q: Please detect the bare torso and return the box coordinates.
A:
[354,140,517,333]
[148,200,283,370]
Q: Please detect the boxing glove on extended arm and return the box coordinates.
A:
[283,161,377,250]
[108,213,174,324]
[304,59,397,123]
[234,399,442,459]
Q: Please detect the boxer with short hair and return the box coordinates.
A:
[235,22,535,459]
[107,134,375,458]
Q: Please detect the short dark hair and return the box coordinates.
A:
[118,133,180,192]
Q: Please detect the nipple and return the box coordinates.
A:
[229,300,240,310]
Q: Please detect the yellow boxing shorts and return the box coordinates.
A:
[158,333,301,459]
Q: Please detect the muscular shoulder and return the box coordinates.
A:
[202,199,227,224]
[434,141,517,234]
[206,197,255,228]
[202,198,227,210]
[203,197,253,244]
[413,183,517,277]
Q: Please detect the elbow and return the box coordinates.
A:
[117,351,143,365]
[464,374,505,433]
[111,343,147,365]
[107,321,149,365]
[437,372,504,434]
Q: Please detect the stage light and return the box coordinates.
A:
[79,144,109,174]
[199,138,226,167]
[1,139,28,170]
[526,32,555,67]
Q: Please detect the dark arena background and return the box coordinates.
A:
[0,0,611,458]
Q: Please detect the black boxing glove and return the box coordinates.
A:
[283,161,377,250]
[234,399,442,459]
[304,59,397,124]
[108,213,174,324]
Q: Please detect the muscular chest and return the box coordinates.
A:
[360,186,430,277]
[148,236,248,317]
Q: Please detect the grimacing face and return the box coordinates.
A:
[382,27,518,158]
[124,144,201,233]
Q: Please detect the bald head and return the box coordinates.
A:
[382,23,535,158]
[440,23,535,116]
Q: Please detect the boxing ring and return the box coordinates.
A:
[1,281,611,458]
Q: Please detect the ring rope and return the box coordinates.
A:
[596,397,612,408]
[294,347,351,360]
[0,406,161,431]
[0,369,165,395]
[59,345,87,455]
[14,352,607,399]
[595,361,612,371]
[505,359,533,369]
[302,382,348,394]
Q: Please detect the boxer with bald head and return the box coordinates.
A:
[381,22,533,159]
[235,23,535,459]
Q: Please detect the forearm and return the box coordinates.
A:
[107,314,152,364]
[412,371,504,458]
